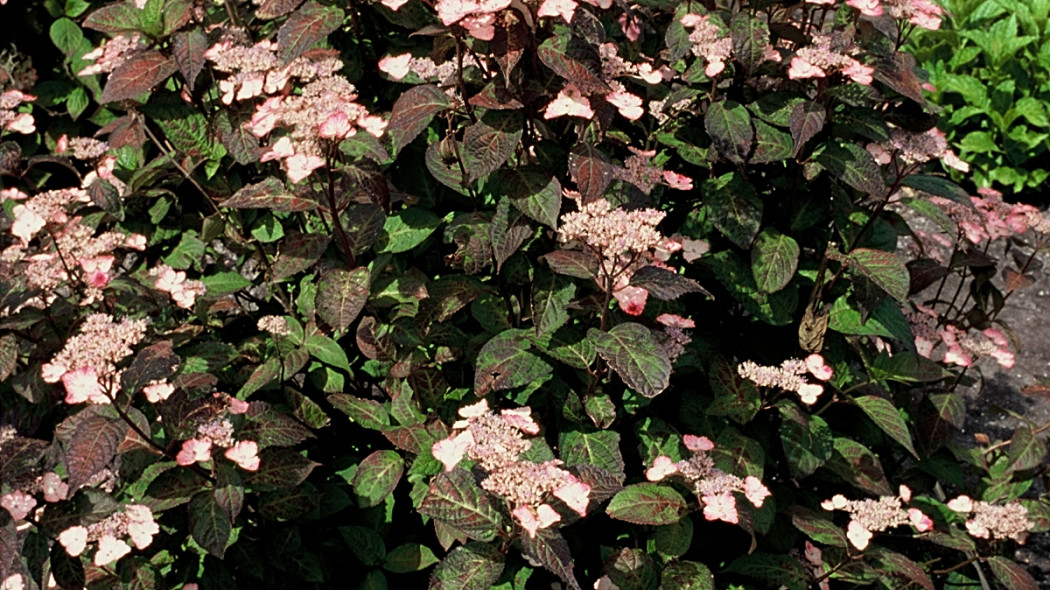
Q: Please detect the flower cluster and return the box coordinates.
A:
[431,400,591,538]
[946,495,1032,543]
[175,395,257,471]
[257,315,290,335]
[41,314,149,404]
[821,486,933,550]
[613,148,694,195]
[78,34,145,77]
[847,0,944,30]
[867,125,969,173]
[541,40,648,123]
[788,33,874,85]
[205,36,386,182]
[0,89,34,135]
[57,504,159,566]
[646,434,771,524]
[0,471,69,521]
[56,135,109,160]
[737,354,833,405]
[150,264,207,309]
[680,14,734,77]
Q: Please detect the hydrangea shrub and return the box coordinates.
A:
[0,0,1047,588]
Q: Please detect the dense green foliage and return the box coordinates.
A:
[0,0,1048,588]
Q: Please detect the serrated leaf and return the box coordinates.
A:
[376,207,442,253]
[277,1,344,65]
[988,556,1039,590]
[328,394,389,430]
[521,528,581,590]
[569,144,612,203]
[706,100,753,164]
[532,271,575,338]
[272,232,330,280]
[703,172,762,249]
[223,177,317,211]
[559,430,624,477]
[502,168,561,228]
[257,0,304,18]
[429,542,505,590]
[352,450,404,508]
[787,506,848,547]
[778,404,833,478]
[537,35,608,94]
[848,248,909,303]
[629,266,708,300]
[419,468,506,542]
[145,468,204,510]
[66,414,126,489]
[814,140,885,196]
[707,357,761,424]
[213,465,244,522]
[789,101,825,158]
[246,448,318,491]
[120,340,179,396]
[751,228,799,293]
[606,483,686,525]
[825,437,893,495]
[900,175,972,205]
[99,50,176,103]
[242,406,314,448]
[827,295,913,342]
[83,3,142,34]
[50,18,84,57]
[387,85,450,155]
[751,119,794,164]
[654,517,693,559]
[384,543,439,573]
[474,329,553,395]
[462,112,522,182]
[202,271,251,295]
[731,13,768,71]
[189,491,232,558]
[589,323,671,398]
[854,395,918,459]
[214,110,262,165]
[315,267,369,334]
[0,334,17,381]
[543,250,598,279]
[490,197,531,272]
[868,547,934,590]
[1008,427,1046,471]
[172,28,207,92]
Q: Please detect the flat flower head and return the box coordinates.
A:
[225,440,261,471]
[94,534,132,566]
[58,526,89,557]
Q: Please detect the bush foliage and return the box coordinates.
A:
[0,0,1048,588]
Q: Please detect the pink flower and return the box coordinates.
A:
[614,284,648,315]
[80,255,115,288]
[143,381,175,403]
[378,53,412,80]
[634,63,668,85]
[553,480,591,516]
[500,408,540,434]
[898,484,911,503]
[662,170,693,190]
[58,526,89,557]
[842,61,874,86]
[56,134,69,154]
[6,112,35,135]
[743,476,771,508]
[947,495,973,513]
[41,473,68,503]
[908,508,933,532]
[319,111,353,139]
[62,366,108,404]
[125,504,160,549]
[10,203,46,244]
[657,314,695,329]
[176,438,212,466]
[683,434,714,452]
[618,13,640,41]
[544,85,594,120]
[380,0,410,9]
[538,0,576,22]
[805,354,833,381]
[797,382,823,405]
[225,440,261,471]
[646,455,679,481]
[788,57,825,80]
[260,136,294,162]
[846,0,882,16]
[284,152,325,183]
[1,491,35,521]
[511,504,561,538]
[432,430,475,471]
[606,89,644,121]
[228,397,250,415]
[846,519,873,550]
[702,493,739,524]
[94,534,132,566]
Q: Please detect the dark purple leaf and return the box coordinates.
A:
[66,414,126,489]
[316,267,370,334]
[569,144,612,203]
[537,35,608,94]
[520,528,581,590]
[430,542,505,590]
[277,1,344,65]
[789,101,825,158]
[351,450,403,508]
[490,197,531,272]
[387,85,451,155]
[501,167,561,228]
[121,340,179,396]
[223,177,318,212]
[99,50,176,104]
[629,265,709,300]
[706,100,753,165]
[606,483,686,525]
[329,394,390,431]
[246,448,319,491]
[418,468,506,542]
[189,491,231,558]
[173,28,208,92]
[589,323,671,398]
[257,0,305,19]
[462,112,522,182]
[491,14,528,83]
[272,232,330,280]
[83,3,141,34]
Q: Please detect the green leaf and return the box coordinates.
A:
[277,1,344,65]
[778,404,833,478]
[868,547,934,590]
[705,100,753,164]
[501,168,561,228]
[532,271,575,338]
[606,483,687,525]
[329,394,389,430]
[869,351,951,384]
[272,232,330,280]
[814,140,885,196]
[959,130,999,154]
[559,429,625,477]
[316,267,370,334]
[223,177,317,211]
[426,138,470,193]
[827,295,913,342]
[50,18,84,56]
[751,119,793,164]
[847,248,910,303]
[202,271,252,295]
[376,208,442,254]
[304,334,351,371]
[854,395,919,459]
[707,357,761,424]
[730,13,769,71]
[474,329,553,396]
[340,525,386,566]
[418,468,506,542]
[589,323,671,398]
[900,175,972,205]
[384,543,439,573]
[655,517,693,559]
[1008,426,1047,471]
[462,111,523,182]
[189,491,232,558]
[787,506,848,547]
[725,553,808,590]
[604,547,657,590]
[751,228,799,293]
[352,450,404,508]
[430,542,505,590]
[660,561,714,590]
[703,172,762,249]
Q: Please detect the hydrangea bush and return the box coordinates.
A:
[0,0,1047,588]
